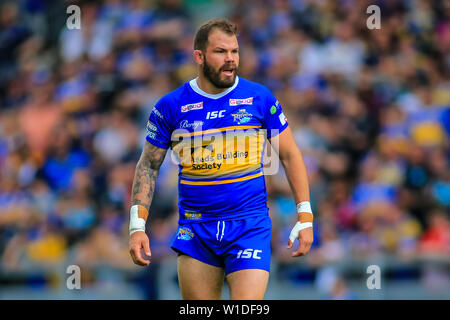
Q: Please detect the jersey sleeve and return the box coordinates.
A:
[145,97,174,149]
[262,89,289,138]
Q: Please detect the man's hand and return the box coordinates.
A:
[287,226,313,257]
[129,231,152,266]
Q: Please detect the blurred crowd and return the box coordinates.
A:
[0,0,449,299]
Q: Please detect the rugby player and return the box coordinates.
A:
[128,18,313,300]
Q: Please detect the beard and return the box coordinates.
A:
[202,56,237,89]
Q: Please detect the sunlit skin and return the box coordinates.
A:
[193,29,239,94]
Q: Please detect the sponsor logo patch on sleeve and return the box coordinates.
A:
[146,121,158,133]
[151,108,164,119]
[279,112,287,125]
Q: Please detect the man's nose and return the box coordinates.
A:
[225,51,234,62]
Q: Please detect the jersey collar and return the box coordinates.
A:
[189,76,239,100]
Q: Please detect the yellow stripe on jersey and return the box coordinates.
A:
[180,172,263,185]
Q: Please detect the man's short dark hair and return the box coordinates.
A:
[194,18,238,52]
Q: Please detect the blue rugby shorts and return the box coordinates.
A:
[170,215,272,275]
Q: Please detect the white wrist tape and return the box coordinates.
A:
[289,221,313,243]
[296,201,312,213]
[129,205,146,235]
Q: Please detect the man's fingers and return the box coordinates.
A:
[305,241,312,253]
[143,239,152,257]
[292,251,304,257]
[287,239,293,249]
[293,238,313,256]
[291,239,304,256]
[130,246,150,266]
[287,238,307,253]
[129,248,140,265]
[129,248,142,266]
[292,249,307,257]
[292,241,307,257]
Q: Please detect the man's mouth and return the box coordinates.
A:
[221,67,235,76]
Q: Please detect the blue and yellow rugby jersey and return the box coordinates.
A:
[146,76,288,224]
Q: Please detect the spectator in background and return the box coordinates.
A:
[418,209,450,256]
[19,69,62,164]
[0,0,448,298]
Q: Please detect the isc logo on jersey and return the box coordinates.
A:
[229,97,253,106]
[181,102,203,112]
[206,110,225,119]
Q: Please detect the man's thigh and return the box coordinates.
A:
[226,269,269,300]
[177,254,225,300]
[222,215,272,275]
[221,215,272,299]
[171,215,272,299]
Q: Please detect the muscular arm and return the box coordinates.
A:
[131,141,168,211]
[129,141,167,266]
[269,126,310,207]
[269,126,313,257]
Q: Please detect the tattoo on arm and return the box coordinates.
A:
[131,142,168,210]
